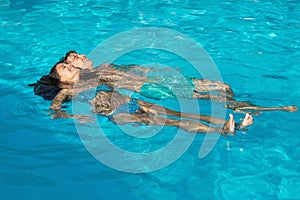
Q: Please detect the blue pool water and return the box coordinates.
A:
[1,0,300,199]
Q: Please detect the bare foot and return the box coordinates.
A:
[229,114,235,133]
[241,113,253,127]
[222,114,235,136]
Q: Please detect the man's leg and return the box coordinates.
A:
[191,79,298,113]
[191,78,234,100]
[192,93,228,102]
[226,101,298,113]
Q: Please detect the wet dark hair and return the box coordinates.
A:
[29,50,78,100]
[48,58,64,80]
[64,50,77,62]
[30,75,62,100]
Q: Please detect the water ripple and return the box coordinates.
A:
[0,0,299,199]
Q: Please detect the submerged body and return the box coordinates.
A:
[31,50,297,135]
[48,60,297,114]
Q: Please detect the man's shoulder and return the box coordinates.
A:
[96,63,115,70]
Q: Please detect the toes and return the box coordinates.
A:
[242,113,253,127]
[245,113,250,118]
[221,114,237,136]
[229,114,235,133]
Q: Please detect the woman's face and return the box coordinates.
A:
[55,62,80,83]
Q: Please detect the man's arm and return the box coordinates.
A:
[123,64,176,74]
[95,63,172,74]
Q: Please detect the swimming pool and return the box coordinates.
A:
[1,0,299,199]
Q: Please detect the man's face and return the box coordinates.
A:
[65,53,93,69]
[55,62,80,83]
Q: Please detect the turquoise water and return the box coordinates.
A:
[1,0,300,199]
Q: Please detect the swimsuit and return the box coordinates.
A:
[113,99,141,115]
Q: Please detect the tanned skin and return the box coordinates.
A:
[44,50,297,135]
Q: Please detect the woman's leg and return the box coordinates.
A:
[137,100,226,125]
[111,113,224,134]
[111,112,253,136]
